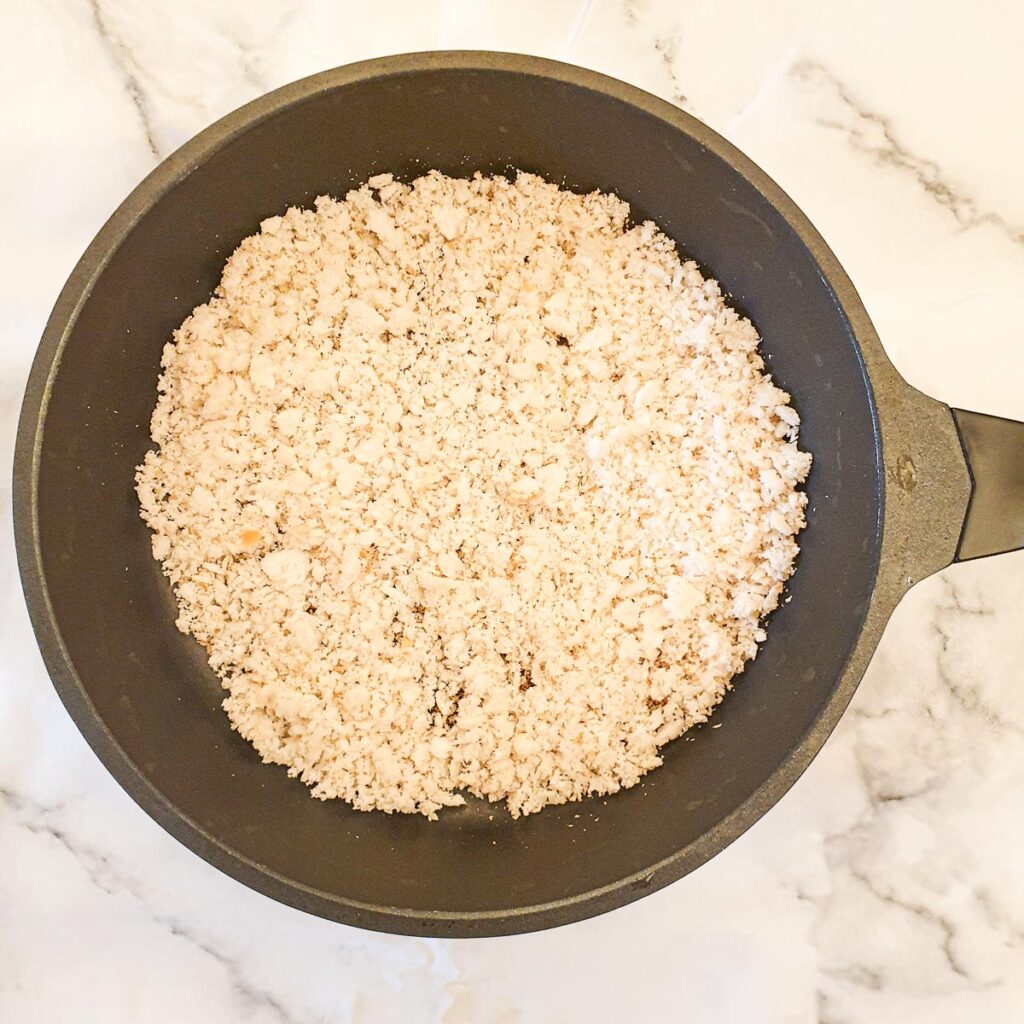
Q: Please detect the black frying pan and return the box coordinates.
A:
[14,53,1024,937]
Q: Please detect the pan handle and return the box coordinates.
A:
[952,408,1024,561]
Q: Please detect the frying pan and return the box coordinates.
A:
[14,52,1024,937]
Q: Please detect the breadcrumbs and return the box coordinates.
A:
[136,171,812,818]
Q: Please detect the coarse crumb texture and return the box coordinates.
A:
[136,171,812,818]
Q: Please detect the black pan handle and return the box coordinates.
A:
[952,408,1024,561]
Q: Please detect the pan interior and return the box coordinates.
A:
[32,65,881,923]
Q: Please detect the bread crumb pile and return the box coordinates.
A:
[137,171,811,818]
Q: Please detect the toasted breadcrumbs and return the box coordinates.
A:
[136,171,812,818]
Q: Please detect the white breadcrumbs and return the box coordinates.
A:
[136,170,812,818]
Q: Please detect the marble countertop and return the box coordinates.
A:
[2,1,1023,1021]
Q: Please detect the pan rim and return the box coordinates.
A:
[14,50,894,936]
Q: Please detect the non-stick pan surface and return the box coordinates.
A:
[18,53,1013,936]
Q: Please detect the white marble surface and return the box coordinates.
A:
[2,1,1023,1020]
